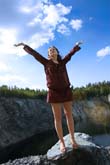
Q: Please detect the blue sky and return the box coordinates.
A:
[0,0,110,90]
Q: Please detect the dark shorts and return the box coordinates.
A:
[47,87,73,103]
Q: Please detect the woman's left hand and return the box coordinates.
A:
[14,43,25,47]
[73,45,81,52]
[70,45,81,54]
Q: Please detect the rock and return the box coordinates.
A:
[105,146,110,154]
[0,97,86,151]
[47,133,110,165]
[1,156,44,165]
[1,133,110,165]
[47,133,94,160]
[0,96,110,149]
[0,97,54,148]
[0,96,110,163]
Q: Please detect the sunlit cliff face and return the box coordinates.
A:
[48,47,58,61]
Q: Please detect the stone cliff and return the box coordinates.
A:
[0,97,53,148]
[0,96,110,149]
[0,96,110,163]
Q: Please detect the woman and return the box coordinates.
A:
[14,42,81,153]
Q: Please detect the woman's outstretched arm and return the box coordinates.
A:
[62,45,81,64]
[14,43,48,65]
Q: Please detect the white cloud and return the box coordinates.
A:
[20,6,32,13]
[28,13,43,26]
[0,28,19,55]
[0,74,27,86]
[57,24,70,35]
[23,2,72,47]
[0,0,84,89]
[0,73,47,90]
[20,1,43,14]
[27,2,71,28]
[70,19,83,31]
[0,28,28,57]
[0,1,82,54]
[18,1,84,49]
[0,62,9,72]
[97,46,110,57]
[28,28,54,48]
[42,3,71,27]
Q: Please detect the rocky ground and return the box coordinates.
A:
[0,96,110,164]
[1,133,110,165]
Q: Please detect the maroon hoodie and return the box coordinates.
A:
[24,45,77,90]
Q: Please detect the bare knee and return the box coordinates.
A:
[53,114,62,124]
[63,101,73,117]
[51,103,62,122]
[64,110,73,119]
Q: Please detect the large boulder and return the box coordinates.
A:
[47,132,110,165]
[1,133,110,165]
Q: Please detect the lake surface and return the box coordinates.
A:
[93,134,110,147]
[75,120,110,147]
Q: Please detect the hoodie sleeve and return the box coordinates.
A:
[62,46,81,64]
[24,45,48,66]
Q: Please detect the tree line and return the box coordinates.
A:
[0,81,110,100]
[72,81,110,100]
[0,85,47,99]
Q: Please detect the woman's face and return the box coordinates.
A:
[48,47,58,61]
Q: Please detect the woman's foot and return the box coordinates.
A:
[59,141,66,153]
[70,139,78,149]
[72,142,78,149]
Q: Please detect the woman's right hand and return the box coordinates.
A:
[14,42,25,47]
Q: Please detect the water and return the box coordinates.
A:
[75,120,110,147]
[93,134,110,147]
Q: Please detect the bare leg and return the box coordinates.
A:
[51,103,66,152]
[63,101,78,149]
